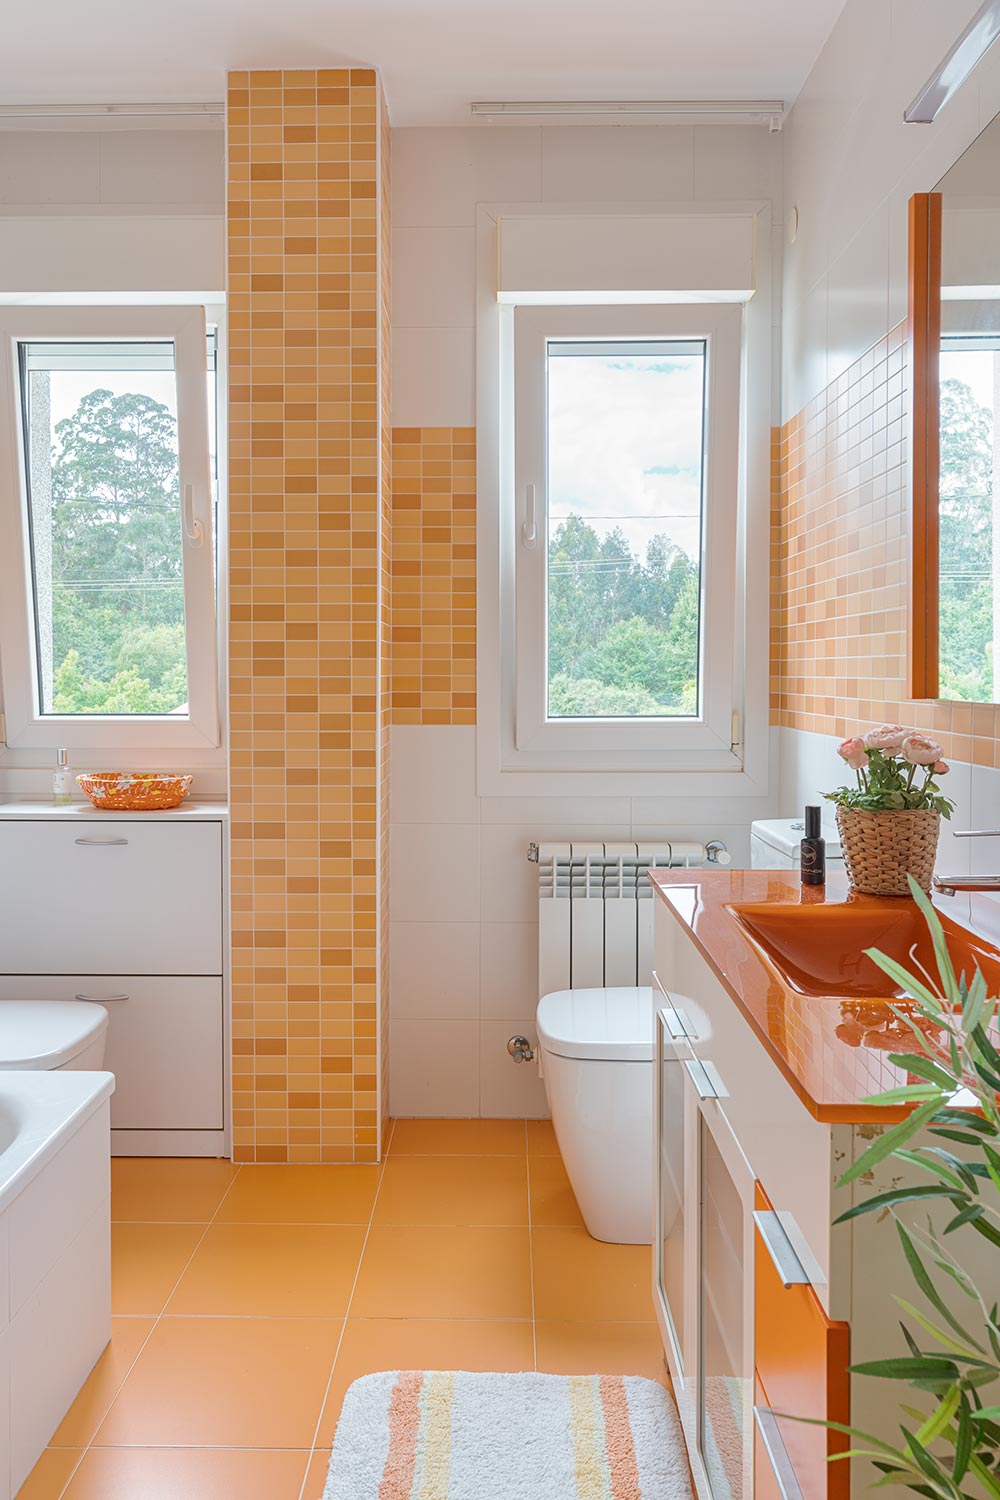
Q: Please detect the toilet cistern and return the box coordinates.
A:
[933,829,1000,895]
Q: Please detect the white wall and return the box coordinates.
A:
[781,0,1000,421]
[389,123,783,1117]
[0,123,226,797]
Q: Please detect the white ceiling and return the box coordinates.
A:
[0,0,846,126]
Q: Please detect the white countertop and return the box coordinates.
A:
[0,799,228,821]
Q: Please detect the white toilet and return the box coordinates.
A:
[536,985,659,1246]
[0,1000,109,1071]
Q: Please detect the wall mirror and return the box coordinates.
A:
[910,115,1000,702]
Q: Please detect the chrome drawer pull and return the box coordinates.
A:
[74,837,129,847]
[683,1056,720,1100]
[651,972,697,1040]
[754,1209,811,1287]
[753,1407,804,1500]
[75,993,129,1003]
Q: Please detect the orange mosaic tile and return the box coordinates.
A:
[390,427,477,725]
[770,322,1000,767]
[227,68,390,1163]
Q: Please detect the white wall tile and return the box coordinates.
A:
[826,204,889,386]
[479,821,631,924]
[390,1019,480,1117]
[0,131,99,206]
[98,129,223,207]
[692,125,783,204]
[390,922,480,1020]
[390,822,481,923]
[481,921,538,1019]
[390,725,479,824]
[479,1020,548,1118]
[392,126,542,228]
[392,325,476,427]
[539,125,695,202]
[392,227,476,328]
[478,795,630,826]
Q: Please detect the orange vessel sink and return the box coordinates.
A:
[727,898,1000,1000]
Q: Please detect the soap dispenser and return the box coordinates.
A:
[800,805,826,887]
[53,748,72,805]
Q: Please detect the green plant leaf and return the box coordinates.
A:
[852,1356,961,1380]
[916,1385,962,1446]
[908,876,960,1000]
[896,1226,985,1344]
[894,1152,971,1195]
[889,1055,961,1091]
[837,1100,945,1187]
[894,1299,985,1358]
[835,1184,960,1224]
[862,948,945,1010]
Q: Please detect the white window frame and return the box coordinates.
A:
[512,302,741,769]
[476,200,774,798]
[0,304,219,750]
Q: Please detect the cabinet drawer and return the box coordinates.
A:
[0,977,224,1131]
[0,821,222,975]
[754,1185,850,1499]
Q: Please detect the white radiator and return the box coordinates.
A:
[534,839,727,995]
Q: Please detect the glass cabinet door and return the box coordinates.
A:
[654,1008,687,1372]
[699,1114,749,1499]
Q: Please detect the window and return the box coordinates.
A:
[511,303,742,771]
[0,306,218,749]
[938,331,1000,702]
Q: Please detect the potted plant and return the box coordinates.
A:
[815,878,1000,1495]
[825,725,955,895]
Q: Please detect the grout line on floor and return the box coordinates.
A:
[523,1120,538,1372]
[296,1143,390,1500]
[46,1166,246,1500]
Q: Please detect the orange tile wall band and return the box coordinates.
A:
[390,427,476,726]
[227,68,391,1164]
[770,321,1000,766]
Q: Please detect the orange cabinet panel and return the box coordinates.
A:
[754,1185,850,1500]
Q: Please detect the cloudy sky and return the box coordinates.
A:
[547,345,706,563]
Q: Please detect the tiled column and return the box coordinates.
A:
[227,68,390,1163]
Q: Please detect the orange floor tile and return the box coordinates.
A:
[21,1120,665,1499]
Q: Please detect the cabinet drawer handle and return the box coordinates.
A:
[651,972,697,1040]
[683,1056,720,1100]
[75,993,129,1003]
[753,1407,804,1500]
[74,837,129,847]
[754,1209,811,1288]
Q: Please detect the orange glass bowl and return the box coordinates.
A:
[76,772,193,811]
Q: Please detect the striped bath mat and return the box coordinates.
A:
[323,1370,693,1499]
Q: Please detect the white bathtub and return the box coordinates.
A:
[0,1070,114,1498]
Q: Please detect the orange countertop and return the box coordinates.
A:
[649,868,999,1124]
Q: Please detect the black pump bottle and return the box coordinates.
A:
[800,805,826,886]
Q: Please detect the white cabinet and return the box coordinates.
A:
[0,821,222,974]
[0,810,227,1156]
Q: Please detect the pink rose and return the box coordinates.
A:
[933,760,949,775]
[837,735,868,770]
[902,732,944,766]
[864,724,908,753]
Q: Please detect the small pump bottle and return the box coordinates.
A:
[53,748,72,805]
[800,804,826,886]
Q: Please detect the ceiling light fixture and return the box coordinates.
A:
[470,99,784,130]
[905,0,1000,121]
[0,102,224,119]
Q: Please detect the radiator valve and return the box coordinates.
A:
[507,1035,535,1064]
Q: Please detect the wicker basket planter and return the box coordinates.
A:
[835,807,940,896]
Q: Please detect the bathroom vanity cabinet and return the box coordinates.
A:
[650,868,996,1500]
[0,804,228,1156]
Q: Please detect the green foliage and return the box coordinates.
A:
[825,748,956,817]
[44,388,188,714]
[547,516,699,716]
[815,877,1000,1496]
[939,378,994,703]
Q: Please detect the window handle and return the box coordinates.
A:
[522,483,538,547]
[182,482,205,547]
[74,836,129,847]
